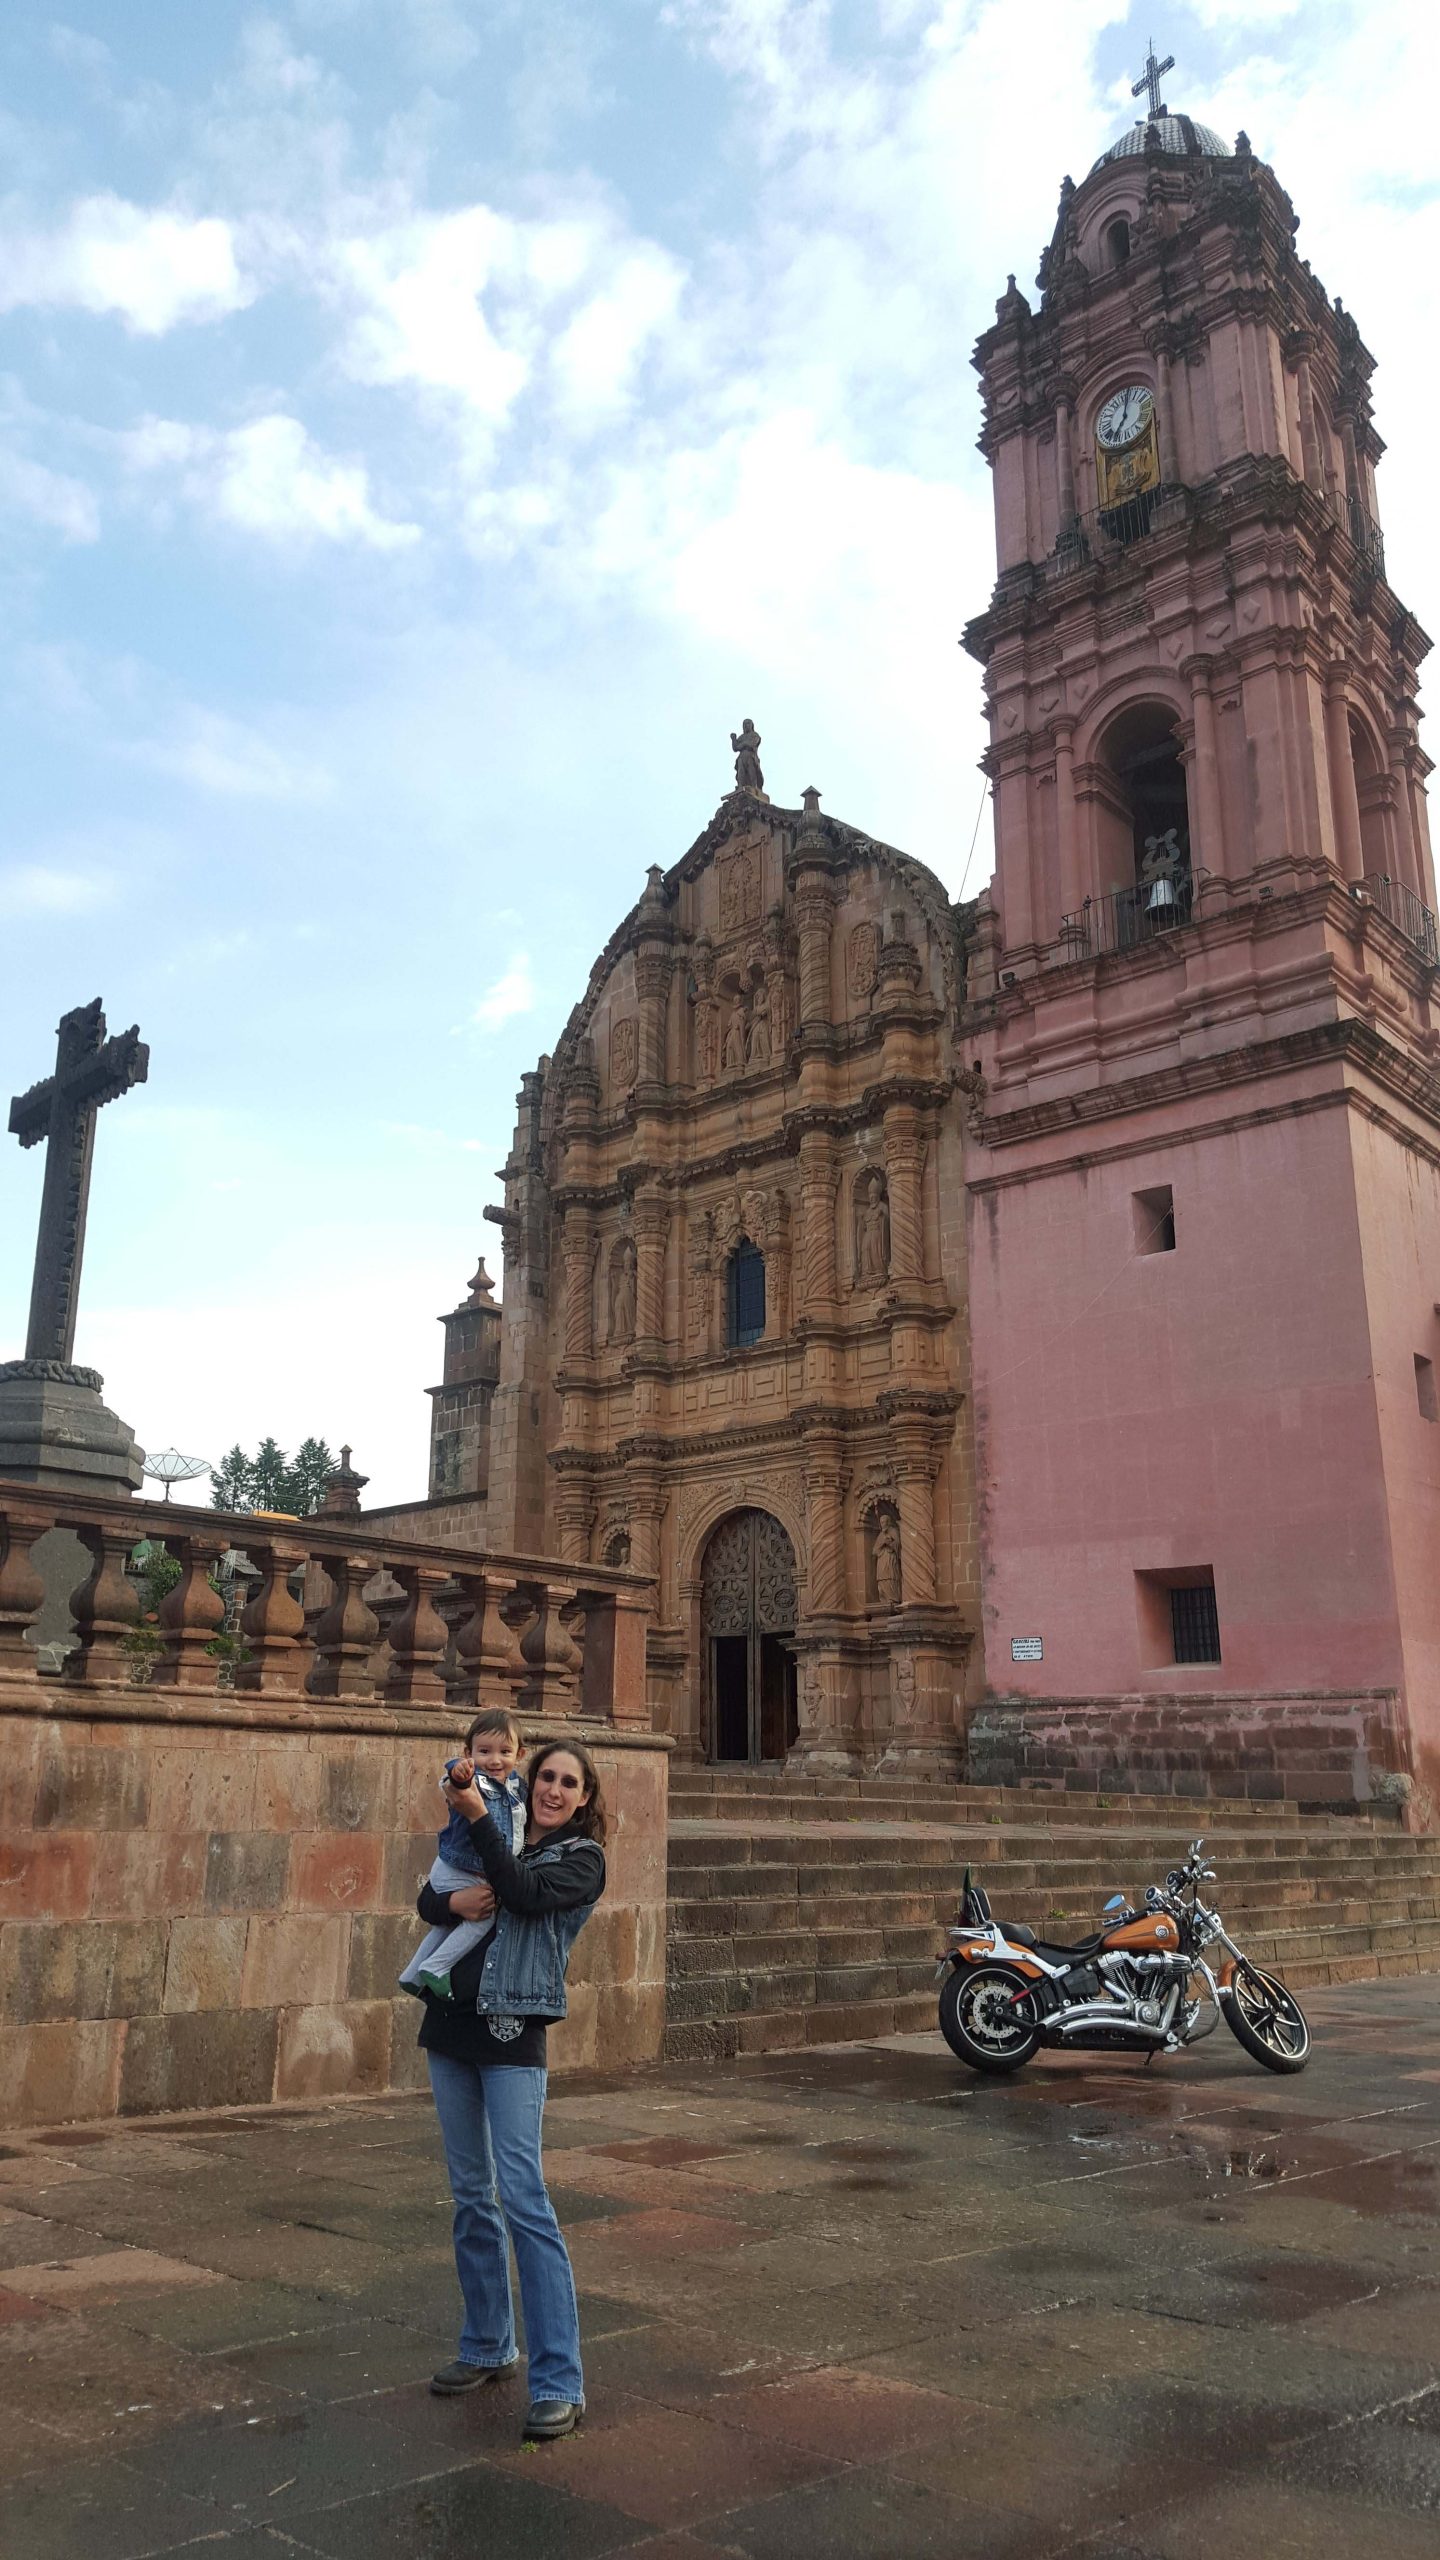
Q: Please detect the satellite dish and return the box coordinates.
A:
[141,1449,212,1503]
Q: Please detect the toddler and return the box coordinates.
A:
[399,1707,526,2001]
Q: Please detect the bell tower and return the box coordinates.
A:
[962,54,1440,1818]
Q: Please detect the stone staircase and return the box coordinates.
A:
[664,1766,1440,2059]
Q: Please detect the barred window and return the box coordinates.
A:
[727,1240,766,1348]
[1170,1583,1220,1665]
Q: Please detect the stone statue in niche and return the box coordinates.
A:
[848,921,880,1002]
[873,1508,902,1611]
[608,1237,637,1344]
[730,719,764,794]
[854,1169,891,1285]
[602,1526,631,1567]
[747,983,772,1066]
[722,1003,747,1072]
[610,1015,638,1089]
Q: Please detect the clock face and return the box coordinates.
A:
[1096,384,1155,449]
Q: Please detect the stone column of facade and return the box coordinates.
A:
[1182,661,1227,880]
[1292,338,1324,492]
[635,948,671,1085]
[882,1113,927,1284]
[625,1458,664,1582]
[792,791,839,1029]
[797,1133,840,1312]
[560,1206,594,1366]
[632,1190,669,1350]
[1323,669,1366,884]
[1053,718,1082,924]
[793,1430,861,1772]
[1053,382,1076,525]
[1152,346,1179,486]
[893,1445,938,1607]
[552,1469,595,1565]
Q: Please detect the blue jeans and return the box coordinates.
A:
[427,2054,583,2403]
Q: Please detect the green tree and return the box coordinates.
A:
[282,1438,336,1517]
[209,1436,337,1517]
[211,1445,253,1511]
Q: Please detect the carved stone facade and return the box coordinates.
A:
[486,785,978,1769]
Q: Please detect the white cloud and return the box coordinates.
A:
[123,411,419,549]
[131,706,333,802]
[0,194,251,333]
[473,955,535,1031]
[2,863,115,915]
[0,446,99,541]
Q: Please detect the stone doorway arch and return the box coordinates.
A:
[700,1508,798,1764]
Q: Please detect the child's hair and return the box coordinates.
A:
[466,1706,523,1753]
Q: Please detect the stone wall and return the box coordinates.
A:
[968,1686,1414,1813]
[0,1690,668,2131]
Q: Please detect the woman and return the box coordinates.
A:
[416,1738,606,2442]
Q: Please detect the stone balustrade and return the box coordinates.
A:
[0,1482,667,2130]
[0,1484,652,1723]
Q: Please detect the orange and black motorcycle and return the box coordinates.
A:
[936,1839,1311,2076]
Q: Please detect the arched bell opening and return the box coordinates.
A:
[1095,702,1192,941]
[700,1508,798,1765]
[1348,713,1393,883]
[1103,214,1131,269]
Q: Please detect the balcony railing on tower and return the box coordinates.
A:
[1347,497,1386,582]
[1358,874,1438,965]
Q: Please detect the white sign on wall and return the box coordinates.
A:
[1010,1636,1043,1662]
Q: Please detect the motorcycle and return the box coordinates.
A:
[936,1838,1311,2076]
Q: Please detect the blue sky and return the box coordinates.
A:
[2,0,1436,1507]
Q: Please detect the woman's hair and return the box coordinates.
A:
[526,1739,607,1844]
[467,1705,522,1751]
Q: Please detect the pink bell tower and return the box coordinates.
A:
[963,51,1440,1821]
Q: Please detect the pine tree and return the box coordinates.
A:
[281,1438,336,1518]
[211,1445,254,1512]
[248,1437,292,1511]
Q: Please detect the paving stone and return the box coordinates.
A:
[278,2462,640,2559]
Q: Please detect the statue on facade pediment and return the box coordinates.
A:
[722,1003,747,1072]
[730,719,764,795]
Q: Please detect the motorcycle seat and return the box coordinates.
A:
[1003,1924,1107,1962]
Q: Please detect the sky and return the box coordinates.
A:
[1,0,1437,1509]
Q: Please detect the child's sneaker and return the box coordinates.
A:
[418,1969,454,2000]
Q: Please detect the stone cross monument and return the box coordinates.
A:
[1,999,148,1497]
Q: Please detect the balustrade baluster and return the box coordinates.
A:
[383,1562,451,1707]
[154,1531,228,1692]
[65,1522,142,1685]
[306,1552,379,1701]
[0,1502,48,1680]
[520,1583,584,1712]
[235,1538,310,1696]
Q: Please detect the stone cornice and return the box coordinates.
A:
[971,1013,1440,1159]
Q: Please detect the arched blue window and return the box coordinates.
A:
[727,1239,766,1348]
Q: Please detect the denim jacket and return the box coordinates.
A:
[463,1815,606,2022]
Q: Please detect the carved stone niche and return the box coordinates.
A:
[718,843,762,940]
[604,1234,637,1346]
[852,1167,891,1289]
[598,1511,631,1568]
[610,1015,638,1092]
[848,920,880,1004]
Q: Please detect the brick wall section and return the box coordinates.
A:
[0,1693,668,2132]
[968,1687,1410,1808]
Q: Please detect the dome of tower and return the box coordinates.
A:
[1090,112,1228,173]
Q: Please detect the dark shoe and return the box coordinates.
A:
[523,2397,584,2440]
[430,2357,520,2395]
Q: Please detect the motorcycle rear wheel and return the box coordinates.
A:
[1222,1962,1311,2073]
[939,1963,1040,2073]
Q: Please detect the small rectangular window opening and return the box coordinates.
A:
[1133,1184,1175,1254]
[1417,1355,1438,1423]
[1170,1580,1221,1665]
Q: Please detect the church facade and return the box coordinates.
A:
[416,68,1440,1810]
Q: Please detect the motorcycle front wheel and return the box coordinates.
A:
[1222,1962,1311,2073]
[939,1963,1040,2073]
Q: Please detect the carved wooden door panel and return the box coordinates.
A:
[701,1509,797,1764]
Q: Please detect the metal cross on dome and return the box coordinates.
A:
[1132,39,1174,120]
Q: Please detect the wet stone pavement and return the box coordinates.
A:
[0,1979,1437,2560]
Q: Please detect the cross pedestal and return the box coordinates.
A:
[1,999,148,1501]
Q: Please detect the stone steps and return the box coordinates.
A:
[663,1771,1440,2060]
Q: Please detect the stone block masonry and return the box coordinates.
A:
[0,1696,668,2130]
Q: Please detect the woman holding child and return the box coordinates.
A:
[408,1707,605,2443]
